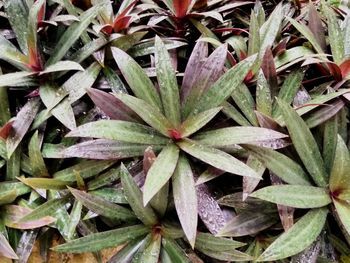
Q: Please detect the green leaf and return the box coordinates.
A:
[162,238,191,263]
[0,72,37,87]
[259,3,283,54]
[134,234,161,263]
[196,248,253,262]
[46,5,100,66]
[248,11,260,56]
[222,101,251,126]
[172,155,197,248]
[53,160,115,182]
[0,190,18,206]
[114,93,173,137]
[334,199,350,236]
[107,236,146,262]
[286,17,324,55]
[277,99,327,187]
[0,35,29,71]
[179,107,221,138]
[195,232,246,251]
[323,116,338,174]
[0,232,18,259]
[19,197,69,222]
[232,83,259,127]
[53,225,148,253]
[182,44,227,118]
[18,176,69,190]
[274,46,314,70]
[28,131,48,177]
[330,135,350,192]
[7,98,40,158]
[65,199,82,240]
[111,47,162,110]
[90,188,127,204]
[120,164,158,226]
[4,0,29,54]
[251,185,331,208]
[323,4,344,65]
[273,69,304,118]
[257,208,328,261]
[193,127,287,147]
[40,61,84,75]
[177,139,259,178]
[143,144,179,205]
[217,211,278,237]
[191,54,257,114]
[66,120,170,145]
[243,144,311,185]
[62,62,101,103]
[155,36,181,126]
[68,187,136,221]
[256,70,272,116]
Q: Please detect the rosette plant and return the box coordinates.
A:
[62,36,287,247]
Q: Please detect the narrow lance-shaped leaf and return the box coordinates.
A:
[172,154,198,248]
[66,120,170,145]
[256,70,272,116]
[134,234,161,263]
[323,4,344,65]
[114,93,173,137]
[7,98,40,158]
[87,88,139,122]
[4,0,29,54]
[182,44,227,118]
[143,144,179,205]
[28,131,48,177]
[193,127,287,147]
[27,0,45,70]
[250,185,331,208]
[257,208,328,261]
[52,225,149,253]
[248,11,260,56]
[64,139,158,160]
[308,3,326,51]
[191,54,257,114]
[333,200,350,236]
[17,177,69,190]
[178,139,260,178]
[286,17,324,55]
[155,36,181,126]
[40,61,84,75]
[46,5,100,66]
[277,99,327,187]
[111,47,162,110]
[69,187,136,221]
[19,197,69,222]
[0,34,29,71]
[329,135,350,193]
[162,238,191,263]
[120,164,158,226]
[181,41,208,101]
[179,107,221,138]
[0,232,18,259]
[243,144,311,185]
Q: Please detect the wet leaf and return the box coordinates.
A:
[329,135,350,193]
[277,99,327,187]
[46,5,100,65]
[120,164,158,226]
[173,155,197,248]
[7,98,40,158]
[191,54,257,114]
[66,120,170,144]
[155,36,181,126]
[68,187,136,221]
[251,185,331,208]
[243,144,311,185]
[53,225,148,253]
[0,232,18,259]
[114,93,173,137]
[111,47,162,109]
[257,208,328,261]
[218,211,278,237]
[193,127,287,147]
[178,139,259,178]
[143,144,179,205]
